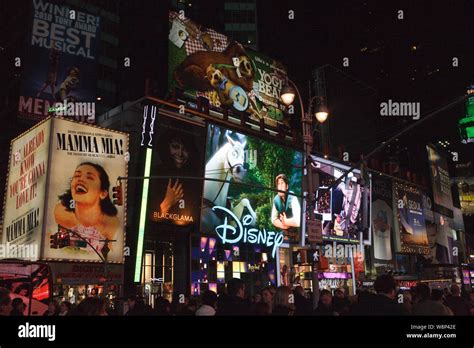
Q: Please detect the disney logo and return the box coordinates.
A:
[212,206,284,258]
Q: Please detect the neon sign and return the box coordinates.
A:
[212,206,284,258]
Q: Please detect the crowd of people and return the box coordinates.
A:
[1,275,473,316]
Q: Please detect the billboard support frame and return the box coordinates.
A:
[40,117,55,260]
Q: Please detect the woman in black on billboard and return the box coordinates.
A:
[54,162,119,254]
[152,122,202,222]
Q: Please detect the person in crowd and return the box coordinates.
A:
[409,287,418,305]
[293,286,312,315]
[10,298,26,316]
[332,288,351,315]
[0,288,12,316]
[59,301,72,316]
[43,300,60,316]
[125,295,148,315]
[400,290,413,314]
[260,287,274,314]
[196,290,218,316]
[467,291,474,316]
[125,295,136,315]
[443,287,450,298]
[350,290,375,315]
[432,289,454,315]
[412,284,452,315]
[444,284,471,315]
[171,291,187,314]
[254,302,272,316]
[217,278,251,315]
[177,297,197,315]
[253,293,262,304]
[74,298,108,316]
[314,289,338,316]
[272,286,294,316]
[255,301,271,315]
[154,297,172,316]
[351,274,406,315]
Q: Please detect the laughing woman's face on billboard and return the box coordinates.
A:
[72,164,108,205]
[54,162,119,242]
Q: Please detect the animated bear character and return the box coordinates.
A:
[173,41,255,93]
[204,65,234,106]
[205,65,249,111]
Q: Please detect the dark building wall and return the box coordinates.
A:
[119,0,170,102]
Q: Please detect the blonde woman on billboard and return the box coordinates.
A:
[54,162,120,255]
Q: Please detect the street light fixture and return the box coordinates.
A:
[280,84,296,106]
[280,78,329,309]
[315,105,329,123]
[281,82,329,123]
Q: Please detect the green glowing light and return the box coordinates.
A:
[134,148,153,283]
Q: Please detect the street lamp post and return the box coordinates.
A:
[281,79,329,310]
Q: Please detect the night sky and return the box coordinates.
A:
[257,0,474,161]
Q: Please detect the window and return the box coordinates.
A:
[142,251,155,283]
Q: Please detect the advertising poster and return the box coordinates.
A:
[371,176,394,264]
[1,119,51,260]
[168,11,288,128]
[43,118,128,263]
[200,124,303,253]
[393,182,430,254]
[147,116,205,227]
[427,145,454,213]
[459,94,474,144]
[425,214,458,265]
[311,156,369,244]
[18,0,100,121]
[457,178,474,215]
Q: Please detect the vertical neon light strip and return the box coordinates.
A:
[134,147,153,282]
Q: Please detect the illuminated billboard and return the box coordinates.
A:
[168,11,288,128]
[200,124,303,252]
[371,176,395,265]
[2,119,51,261]
[424,215,458,265]
[456,178,474,215]
[311,156,370,244]
[147,115,205,227]
[459,95,474,144]
[42,118,128,263]
[18,0,100,121]
[2,118,128,263]
[427,145,454,214]
[393,182,429,255]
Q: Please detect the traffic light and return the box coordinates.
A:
[56,226,71,248]
[112,182,123,206]
[50,234,59,249]
[101,241,110,259]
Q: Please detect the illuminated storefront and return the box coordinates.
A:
[51,263,123,304]
[190,235,276,296]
